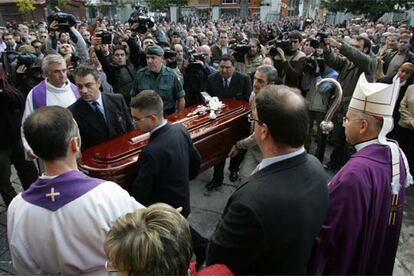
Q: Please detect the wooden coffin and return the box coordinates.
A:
[78,99,251,188]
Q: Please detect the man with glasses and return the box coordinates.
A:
[207,85,329,274]
[130,90,207,269]
[273,30,306,89]
[8,106,143,275]
[309,74,411,275]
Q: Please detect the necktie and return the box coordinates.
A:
[224,79,229,88]
[92,101,106,123]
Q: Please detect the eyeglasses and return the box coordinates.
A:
[105,261,119,276]
[247,113,263,125]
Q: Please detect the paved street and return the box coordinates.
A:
[1,162,413,275]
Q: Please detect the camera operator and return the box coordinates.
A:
[162,46,184,85]
[273,30,306,89]
[304,52,338,154]
[322,35,377,170]
[92,25,141,105]
[46,19,89,64]
[236,38,264,75]
[183,46,216,106]
[11,45,43,96]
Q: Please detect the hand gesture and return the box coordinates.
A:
[228,145,240,158]
[16,64,27,74]
[277,47,287,62]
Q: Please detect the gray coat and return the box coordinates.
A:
[324,43,377,103]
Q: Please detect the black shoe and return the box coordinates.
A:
[229,171,239,182]
[205,178,223,191]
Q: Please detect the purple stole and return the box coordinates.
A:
[31,80,80,110]
[21,170,104,211]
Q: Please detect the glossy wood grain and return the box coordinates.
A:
[79,99,251,187]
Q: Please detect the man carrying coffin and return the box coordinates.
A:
[308,73,413,275]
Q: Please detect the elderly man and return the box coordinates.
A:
[69,65,133,151]
[21,54,79,159]
[207,85,329,274]
[229,65,280,181]
[383,33,414,78]
[131,45,185,115]
[8,106,143,274]
[308,74,412,275]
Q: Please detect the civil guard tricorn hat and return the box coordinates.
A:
[349,73,412,194]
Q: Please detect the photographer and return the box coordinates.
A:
[322,35,377,170]
[11,45,43,96]
[92,24,142,105]
[273,30,306,89]
[46,19,89,64]
[183,46,215,106]
[235,38,264,75]
[304,52,338,154]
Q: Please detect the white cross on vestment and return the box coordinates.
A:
[46,187,60,202]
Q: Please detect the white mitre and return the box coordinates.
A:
[349,73,412,194]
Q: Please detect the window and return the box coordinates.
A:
[222,0,237,4]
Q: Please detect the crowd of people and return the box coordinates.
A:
[0,11,413,275]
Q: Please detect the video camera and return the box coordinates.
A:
[5,51,38,68]
[128,6,155,34]
[310,32,331,48]
[304,53,325,73]
[96,30,112,44]
[229,40,250,62]
[47,7,79,33]
[268,32,293,57]
[163,49,177,69]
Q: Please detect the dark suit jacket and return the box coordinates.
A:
[207,71,251,101]
[207,152,329,275]
[69,93,133,151]
[131,123,201,217]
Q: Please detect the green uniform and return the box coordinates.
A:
[131,65,185,115]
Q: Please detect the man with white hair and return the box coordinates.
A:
[308,74,412,275]
[21,54,79,159]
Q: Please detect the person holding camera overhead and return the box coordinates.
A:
[92,23,142,105]
[273,30,306,89]
[322,34,377,171]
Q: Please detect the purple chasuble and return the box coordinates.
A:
[31,80,80,110]
[308,144,406,275]
[21,170,104,211]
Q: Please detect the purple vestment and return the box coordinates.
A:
[31,80,79,110]
[308,144,406,275]
[21,170,104,211]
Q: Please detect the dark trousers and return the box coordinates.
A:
[0,141,38,206]
[190,226,208,270]
[213,152,245,181]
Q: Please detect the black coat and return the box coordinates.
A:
[207,71,251,101]
[207,152,329,275]
[130,123,201,217]
[68,93,133,151]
